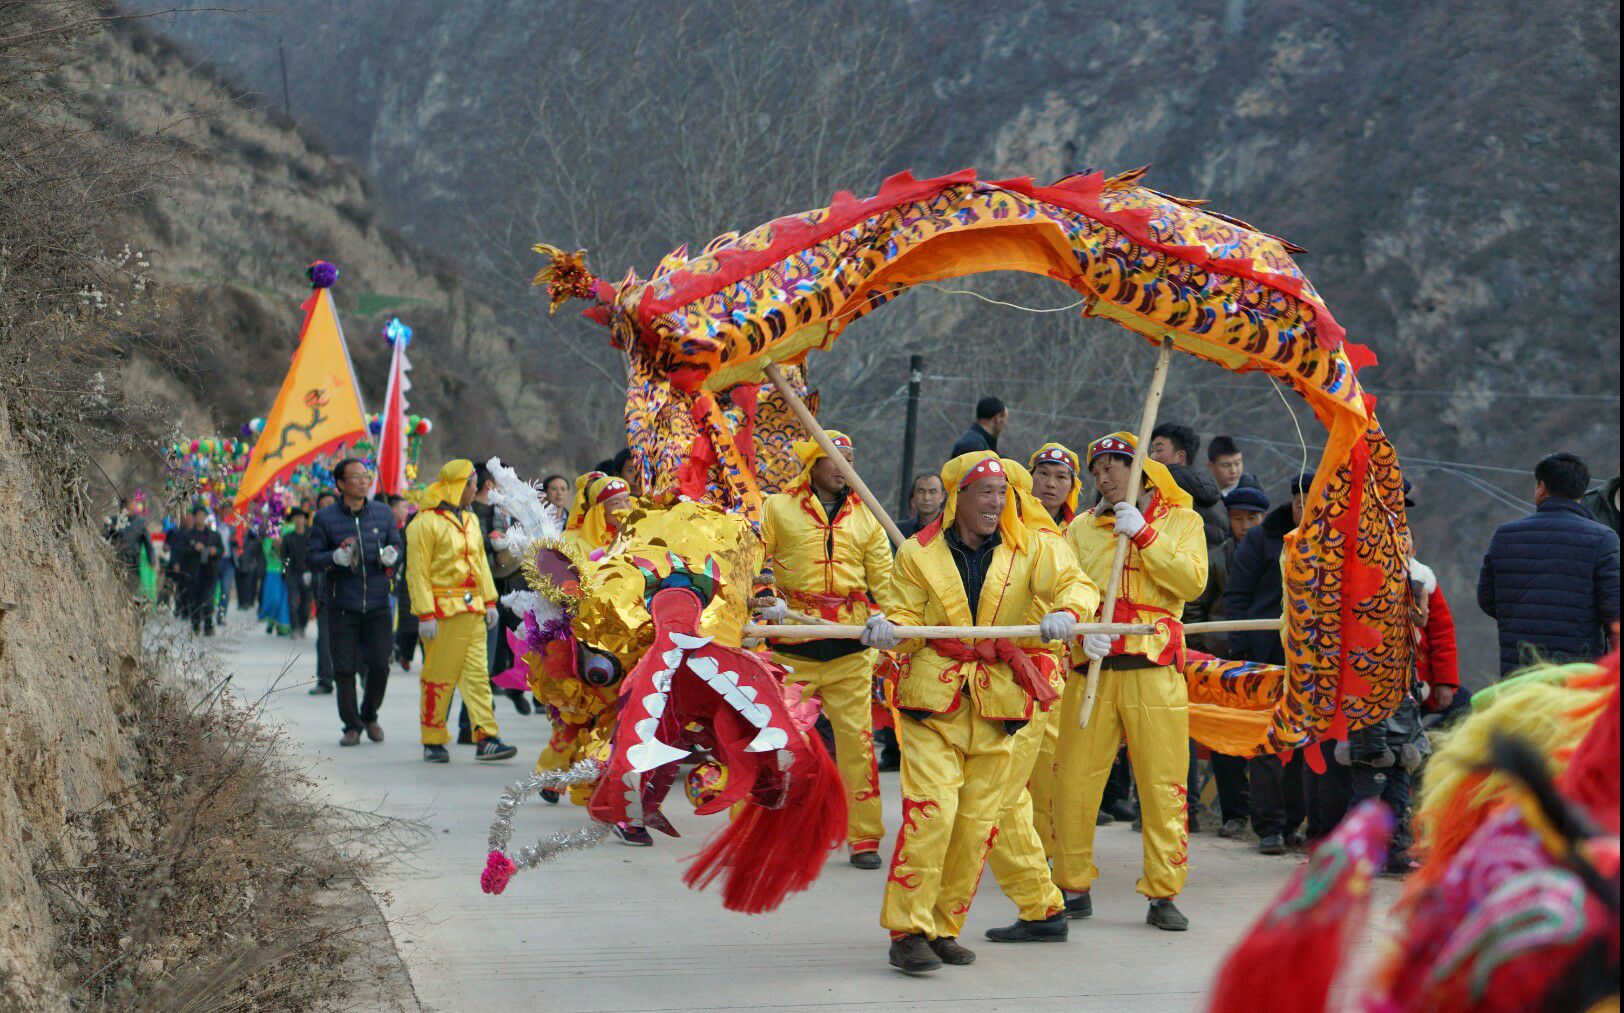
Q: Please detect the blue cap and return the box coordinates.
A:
[1224,486,1270,513]
[1291,472,1315,495]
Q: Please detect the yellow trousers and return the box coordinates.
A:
[775,648,884,851]
[881,703,1016,939]
[987,708,1065,920]
[1052,664,1189,899]
[1026,713,1061,857]
[419,612,498,745]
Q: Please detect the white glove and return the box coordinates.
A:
[757,597,789,623]
[419,618,438,642]
[301,571,312,586]
[380,545,399,566]
[860,613,900,650]
[332,543,355,567]
[485,607,500,630]
[1112,501,1147,539]
[1081,633,1112,662]
[1038,611,1077,643]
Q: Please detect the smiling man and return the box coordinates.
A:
[870,450,1097,975]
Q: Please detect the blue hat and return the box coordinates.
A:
[1224,486,1270,514]
[1291,472,1315,495]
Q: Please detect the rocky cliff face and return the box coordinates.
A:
[126,1,1620,678]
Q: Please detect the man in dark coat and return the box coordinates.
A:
[309,459,405,747]
[1478,452,1620,676]
[1149,423,1229,547]
[175,504,223,635]
[949,396,1007,459]
[1221,474,1312,854]
[1582,475,1622,540]
[280,508,313,637]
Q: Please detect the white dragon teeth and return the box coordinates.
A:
[745,725,789,753]
[627,738,689,772]
[622,771,639,789]
[652,669,674,692]
[642,693,667,717]
[739,702,772,728]
[776,748,794,770]
[662,649,685,668]
[738,685,758,702]
[634,717,660,740]
[670,633,714,650]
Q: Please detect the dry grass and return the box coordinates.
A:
[35,627,421,1012]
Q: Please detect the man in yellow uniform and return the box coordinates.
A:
[982,458,1100,945]
[407,459,518,763]
[871,451,1096,974]
[758,430,892,866]
[560,471,632,561]
[1054,432,1206,931]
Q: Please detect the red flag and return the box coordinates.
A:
[374,318,412,496]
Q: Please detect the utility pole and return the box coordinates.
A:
[896,354,923,517]
[277,37,292,118]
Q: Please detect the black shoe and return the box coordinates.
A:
[1147,898,1189,931]
[1285,830,1307,849]
[877,754,901,773]
[1107,800,1137,822]
[985,912,1068,942]
[612,822,653,846]
[423,744,450,763]
[1219,818,1247,839]
[1096,809,1115,826]
[456,728,474,745]
[506,689,533,716]
[340,729,361,747]
[308,681,334,696]
[1259,833,1286,855]
[1063,892,1092,919]
[475,737,518,761]
[1131,816,1143,832]
[888,934,942,975]
[926,937,975,965]
[850,850,882,870]
[539,788,560,805]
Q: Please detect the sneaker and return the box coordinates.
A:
[612,822,653,846]
[926,937,975,965]
[1146,898,1189,931]
[887,934,941,975]
[340,729,361,747]
[539,788,560,805]
[1285,830,1307,849]
[474,737,518,761]
[1219,818,1247,839]
[850,850,882,870]
[423,744,450,763]
[1259,833,1287,855]
[308,682,334,696]
[985,912,1068,942]
[1063,892,1092,919]
[1096,809,1115,826]
[364,721,384,743]
[506,689,533,716]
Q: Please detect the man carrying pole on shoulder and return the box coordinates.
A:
[757,430,892,868]
[869,450,1096,975]
[1054,431,1207,932]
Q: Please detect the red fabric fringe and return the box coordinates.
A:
[682,735,847,914]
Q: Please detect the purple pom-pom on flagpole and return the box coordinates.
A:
[307,260,339,289]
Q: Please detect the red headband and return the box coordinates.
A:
[594,479,629,504]
[1088,435,1135,465]
[827,434,853,450]
[958,457,1006,489]
[1032,447,1076,472]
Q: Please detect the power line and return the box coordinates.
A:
[926,374,1621,403]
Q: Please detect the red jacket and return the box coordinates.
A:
[1417,584,1460,701]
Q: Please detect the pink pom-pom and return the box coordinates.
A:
[480,850,517,895]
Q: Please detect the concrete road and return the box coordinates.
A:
[215,612,1393,1012]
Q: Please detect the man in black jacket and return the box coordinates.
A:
[309,459,405,747]
[175,504,223,636]
[280,508,313,638]
[949,396,1007,459]
[1479,453,1620,675]
[1149,423,1229,547]
[1221,474,1312,854]
[1205,436,1261,498]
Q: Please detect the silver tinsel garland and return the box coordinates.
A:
[487,757,608,860]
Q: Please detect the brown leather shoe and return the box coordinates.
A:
[927,936,976,965]
[339,729,361,747]
[365,721,384,743]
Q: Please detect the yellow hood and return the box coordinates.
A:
[940,451,1026,553]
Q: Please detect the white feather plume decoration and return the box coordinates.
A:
[485,456,562,554]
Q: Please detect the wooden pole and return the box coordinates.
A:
[763,361,907,547]
[1080,337,1176,729]
[1182,618,1284,634]
[746,621,1155,641]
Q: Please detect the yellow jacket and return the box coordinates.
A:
[1067,490,1207,668]
[760,483,892,625]
[881,526,1099,720]
[406,506,499,620]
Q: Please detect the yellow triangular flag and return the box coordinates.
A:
[235,282,368,510]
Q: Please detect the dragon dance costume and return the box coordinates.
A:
[760,431,892,855]
[407,459,502,745]
[879,451,1096,944]
[1055,433,1207,903]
